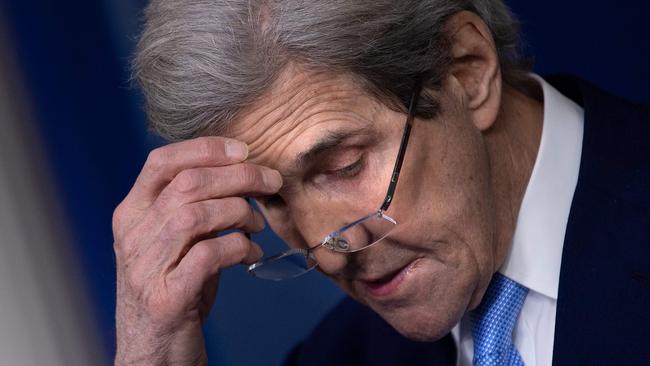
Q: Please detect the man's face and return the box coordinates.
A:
[227,67,497,341]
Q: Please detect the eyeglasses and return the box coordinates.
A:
[247,76,424,281]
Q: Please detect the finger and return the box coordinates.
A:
[170,233,263,295]
[243,241,264,265]
[155,197,265,256]
[153,163,283,211]
[125,136,249,208]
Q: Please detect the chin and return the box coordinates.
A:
[359,258,476,342]
[376,302,463,342]
[335,250,480,342]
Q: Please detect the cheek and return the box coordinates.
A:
[392,115,496,282]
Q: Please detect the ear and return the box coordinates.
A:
[445,11,502,131]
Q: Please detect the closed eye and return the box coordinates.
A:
[259,157,363,209]
[312,155,366,188]
[327,158,363,179]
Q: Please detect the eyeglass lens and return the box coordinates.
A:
[249,211,396,280]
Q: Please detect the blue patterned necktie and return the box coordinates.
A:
[470,272,529,366]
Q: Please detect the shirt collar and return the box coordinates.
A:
[498,74,584,300]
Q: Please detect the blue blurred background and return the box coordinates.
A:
[0,1,647,365]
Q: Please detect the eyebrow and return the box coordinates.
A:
[292,126,375,172]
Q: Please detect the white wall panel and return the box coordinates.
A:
[0,14,107,366]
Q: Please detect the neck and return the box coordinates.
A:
[484,83,544,272]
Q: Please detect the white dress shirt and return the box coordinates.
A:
[451,75,585,366]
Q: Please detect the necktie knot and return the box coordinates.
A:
[470,273,528,365]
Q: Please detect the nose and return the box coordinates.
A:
[311,218,390,277]
[270,189,384,276]
[310,237,349,276]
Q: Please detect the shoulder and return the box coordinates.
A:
[548,75,650,364]
[550,74,650,287]
[548,75,650,210]
[285,297,456,366]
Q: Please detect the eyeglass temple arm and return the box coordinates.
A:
[380,76,424,212]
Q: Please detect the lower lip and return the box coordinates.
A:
[362,260,418,298]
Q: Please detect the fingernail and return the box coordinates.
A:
[262,169,283,190]
[252,242,264,260]
[225,140,248,160]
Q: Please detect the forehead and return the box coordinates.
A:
[224,67,389,171]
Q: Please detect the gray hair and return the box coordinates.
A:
[133,0,529,141]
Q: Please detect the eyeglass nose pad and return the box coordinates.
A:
[323,235,350,251]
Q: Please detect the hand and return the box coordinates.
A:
[113,137,282,365]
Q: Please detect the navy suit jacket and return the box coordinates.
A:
[285,77,650,366]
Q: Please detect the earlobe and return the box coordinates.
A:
[446,11,501,131]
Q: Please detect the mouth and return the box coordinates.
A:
[359,258,420,298]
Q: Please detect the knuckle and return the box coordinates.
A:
[151,188,175,211]
[171,169,201,194]
[236,164,261,187]
[226,232,248,250]
[173,205,204,232]
[113,230,137,260]
[112,201,126,220]
[145,148,167,172]
[194,138,221,163]
[112,240,125,259]
[113,237,125,255]
[112,202,126,231]
[223,197,250,218]
[191,242,215,265]
[233,201,253,224]
[219,233,249,260]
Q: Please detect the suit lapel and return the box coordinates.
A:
[550,77,650,365]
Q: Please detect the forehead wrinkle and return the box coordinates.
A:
[251,67,367,126]
[274,97,383,160]
[247,106,380,176]
[229,76,355,151]
[265,84,381,149]
[283,92,356,130]
[243,108,356,167]
[227,68,393,179]
[258,114,372,175]
[235,88,376,164]
[245,71,359,135]
[252,87,364,154]
[229,94,307,163]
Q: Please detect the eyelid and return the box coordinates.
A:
[328,157,363,176]
[311,153,365,187]
[320,147,364,170]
